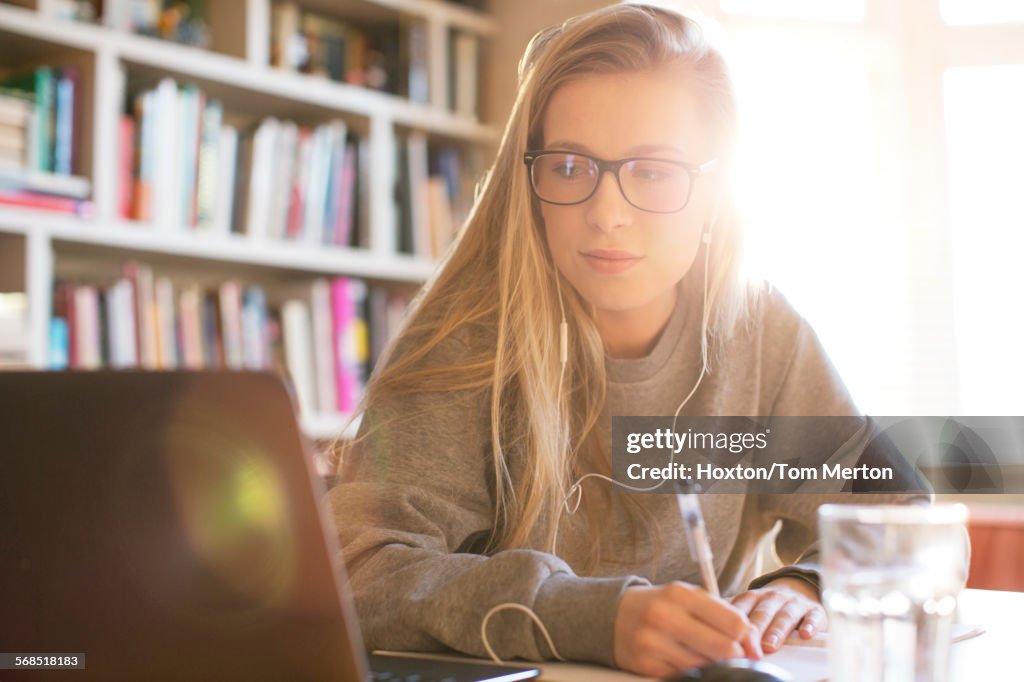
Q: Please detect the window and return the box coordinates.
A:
[633,0,1024,415]
[944,65,1024,414]
[940,0,1024,26]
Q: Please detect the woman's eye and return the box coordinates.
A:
[552,163,590,180]
[633,165,674,182]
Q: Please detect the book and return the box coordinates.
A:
[105,277,138,368]
[305,121,345,244]
[0,166,90,198]
[194,97,223,232]
[123,261,159,369]
[49,316,69,369]
[0,189,92,215]
[333,138,357,246]
[213,124,237,235]
[269,120,298,240]
[287,126,313,239]
[73,284,101,369]
[330,277,352,412]
[177,84,203,228]
[154,276,178,368]
[200,289,224,367]
[354,136,371,248]
[117,115,135,219]
[53,66,77,174]
[131,89,154,221]
[282,298,316,415]
[0,90,33,128]
[241,285,269,369]
[231,126,254,234]
[218,279,244,369]
[177,283,204,368]
[310,278,337,413]
[247,117,280,239]
[151,78,181,230]
[0,292,28,367]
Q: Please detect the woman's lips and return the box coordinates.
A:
[581,249,641,275]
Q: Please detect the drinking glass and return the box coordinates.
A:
[818,503,969,682]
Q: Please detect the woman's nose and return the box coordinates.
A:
[584,170,633,233]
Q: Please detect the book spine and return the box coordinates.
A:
[213,125,237,235]
[131,90,153,221]
[248,117,280,240]
[48,316,69,369]
[282,299,316,416]
[152,78,180,230]
[0,190,88,215]
[288,127,312,239]
[310,278,337,413]
[118,115,135,219]
[330,277,351,412]
[177,85,202,229]
[241,285,268,369]
[34,66,55,173]
[154,276,178,368]
[194,98,223,232]
[178,284,204,369]
[269,121,298,240]
[54,68,75,174]
[218,280,244,369]
[333,138,358,244]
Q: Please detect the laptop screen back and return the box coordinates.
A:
[0,371,367,681]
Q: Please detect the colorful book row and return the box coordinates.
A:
[0,65,80,176]
[49,263,410,418]
[121,77,368,247]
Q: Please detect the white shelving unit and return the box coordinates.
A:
[0,0,497,441]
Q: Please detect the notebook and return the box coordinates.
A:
[0,370,539,682]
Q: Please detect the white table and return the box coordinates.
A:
[534,588,1018,681]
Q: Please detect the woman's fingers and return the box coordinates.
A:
[796,605,828,639]
[667,584,763,659]
[747,592,789,634]
[730,591,761,616]
[760,599,811,652]
[616,584,719,675]
[634,627,713,676]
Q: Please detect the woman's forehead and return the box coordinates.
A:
[540,70,711,160]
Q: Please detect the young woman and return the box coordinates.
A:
[329,4,916,677]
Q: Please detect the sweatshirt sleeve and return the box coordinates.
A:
[328,338,650,666]
[749,299,931,593]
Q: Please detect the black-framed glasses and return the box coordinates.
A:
[523,150,717,214]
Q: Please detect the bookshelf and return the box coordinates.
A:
[0,0,498,442]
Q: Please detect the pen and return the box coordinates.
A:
[678,488,720,598]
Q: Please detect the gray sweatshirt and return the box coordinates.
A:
[328,285,914,667]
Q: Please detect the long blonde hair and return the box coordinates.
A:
[337,4,749,575]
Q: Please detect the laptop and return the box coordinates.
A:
[0,370,541,682]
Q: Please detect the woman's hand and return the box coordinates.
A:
[613,582,763,677]
[730,577,827,654]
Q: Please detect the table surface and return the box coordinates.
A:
[378,588,1017,681]
[533,588,1019,681]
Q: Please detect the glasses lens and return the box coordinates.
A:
[531,153,597,204]
[621,159,692,212]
